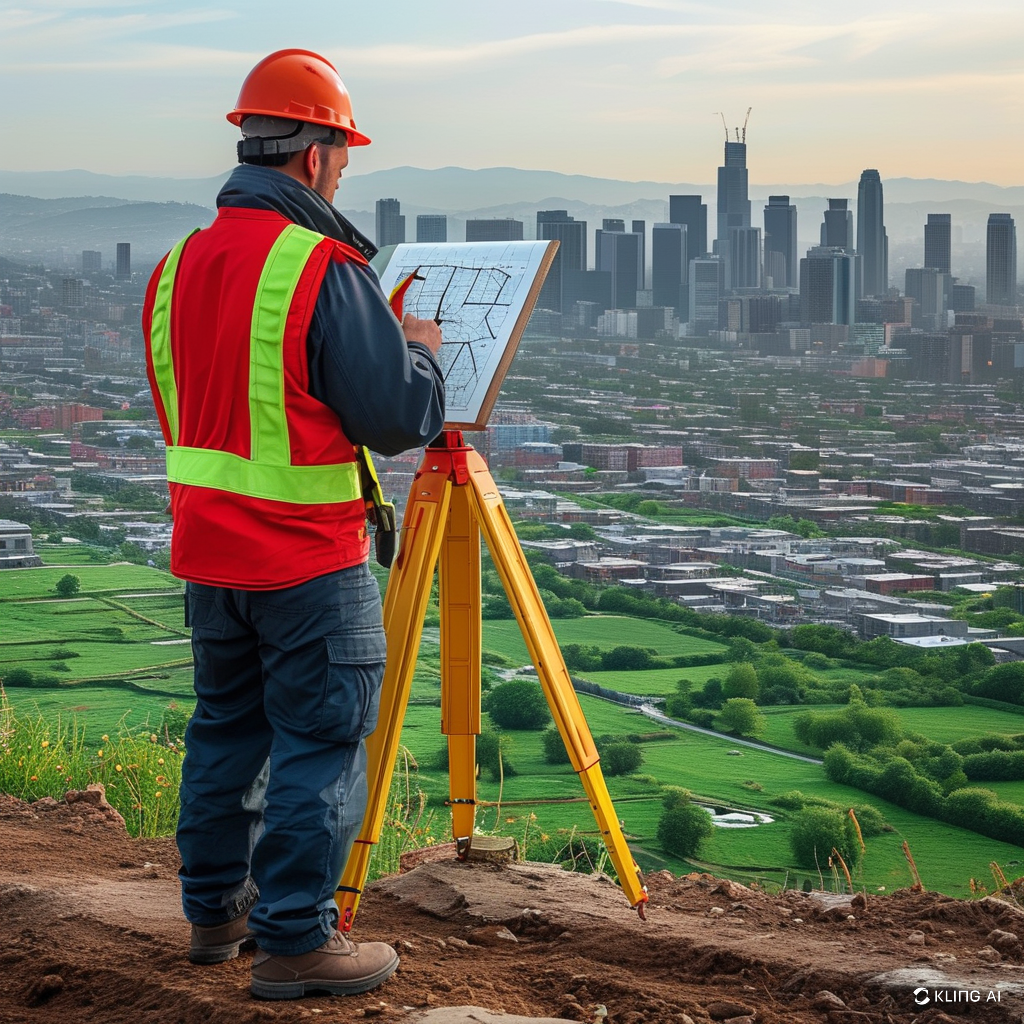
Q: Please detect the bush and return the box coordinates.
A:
[2,667,34,687]
[716,698,765,737]
[602,741,643,777]
[434,730,515,781]
[657,800,713,859]
[49,647,79,661]
[483,679,551,730]
[723,663,759,700]
[160,702,191,743]
[790,807,859,870]
[542,727,571,765]
[54,573,80,598]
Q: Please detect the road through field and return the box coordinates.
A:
[638,702,824,765]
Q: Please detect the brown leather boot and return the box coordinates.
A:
[250,931,399,1000]
[189,913,255,964]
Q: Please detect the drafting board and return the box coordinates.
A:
[374,239,558,430]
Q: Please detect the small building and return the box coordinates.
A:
[858,612,969,641]
[0,519,43,568]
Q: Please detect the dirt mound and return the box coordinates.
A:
[1,793,1023,1024]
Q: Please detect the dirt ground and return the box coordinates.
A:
[1,791,1023,1024]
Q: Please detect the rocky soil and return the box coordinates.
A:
[1,790,1023,1024]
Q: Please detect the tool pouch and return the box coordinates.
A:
[357,447,397,568]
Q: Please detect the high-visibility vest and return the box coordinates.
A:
[144,207,371,588]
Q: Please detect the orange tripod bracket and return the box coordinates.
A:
[335,431,648,931]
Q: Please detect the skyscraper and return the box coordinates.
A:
[716,142,750,246]
[632,220,646,288]
[537,210,587,312]
[416,214,447,242]
[820,200,853,250]
[924,214,951,274]
[115,242,131,281]
[375,198,405,247]
[651,223,687,314]
[905,267,948,331]
[800,246,856,326]
[81,250,101,276]
[987,214,1018,306]
[728,227,761,291]
[669,195,707,258]
[688,256,725,332]
[763,196,797,289]
[596,228,643,308]
[465,219,523,241]
[857,170,888,297]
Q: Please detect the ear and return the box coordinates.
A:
[302,144,320,185]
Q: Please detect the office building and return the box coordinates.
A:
[924,213,951,274]
[651,223,687,314]
[115,242,131,281]
[632,220,646,287]
[602,218,625,232]
[820,200,853,251]
[987,213,1017,306]
[81,250,101,276]
[800,246,856,326]
[857,170,888,296]
[763,196,797,289]
[62,278,84,307]
[596,226,643,309]
[905,267,948,331]
[728,226,761,291]
[669,195,707,259]
[465,218,523,241]
[716,142,750,246]
[537,210,587,312]
[416,215,447,242]
[950,283,976,312]
[688,256,725,333]
[375,198,406,247]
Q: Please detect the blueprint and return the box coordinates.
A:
[375,240,556,428]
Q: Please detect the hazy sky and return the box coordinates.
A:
[4,0,1024,185]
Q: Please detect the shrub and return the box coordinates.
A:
[483,679,551,730]
[657,801,713,859]
[716,698,765,737]
[2,667,34,688]
[55,573,81,597]
[602,741,643,777]
[542,727,571,765]
[723,663,759,700]
[49,647,79,661]
[790,807,859,870]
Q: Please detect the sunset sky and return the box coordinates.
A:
[3,0,1024,185]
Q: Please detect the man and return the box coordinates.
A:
[142,49,445,1000]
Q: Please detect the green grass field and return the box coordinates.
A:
[482,615,725,666]
[576,664,724,697]
[0,564,181,599]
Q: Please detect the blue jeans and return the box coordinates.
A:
[177,564,386,956]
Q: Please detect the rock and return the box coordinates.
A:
[907,930,926,945]
[446,937,471,949]
[851,892,867,910]
[792,918,803,924]
[713,879,754,900]
[65,783,106,806]
[987,928,1020,950]
[25,974,64,1006]
[677,1016,695,1024]
[704,1000,754,1020]
[976,945,1002,963]
[30,797,60,811]
[399,842,457,873]
[776,907,791,917]
[812,990,846,1011]
[467,925,518,946]
[707,906,725,917]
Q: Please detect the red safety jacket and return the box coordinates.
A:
[143,206,371,589]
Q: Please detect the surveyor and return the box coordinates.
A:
[142,48,445,1000]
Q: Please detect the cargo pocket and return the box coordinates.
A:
[315,630,387,743]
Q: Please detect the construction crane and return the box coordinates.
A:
[741,107,753,144]
[713,111,728,141]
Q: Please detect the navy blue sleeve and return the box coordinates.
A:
[307,259,446,457]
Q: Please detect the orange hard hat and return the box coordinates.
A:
[227,49,371,147]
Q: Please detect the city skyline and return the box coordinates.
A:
[3,1,1024,184]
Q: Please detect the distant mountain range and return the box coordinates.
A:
[3,165,1024,267]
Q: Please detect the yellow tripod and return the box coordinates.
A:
[335,431,648,930]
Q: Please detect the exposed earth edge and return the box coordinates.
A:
[1,792,1023,1024]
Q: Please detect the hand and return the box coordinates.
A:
[402,314,442,356]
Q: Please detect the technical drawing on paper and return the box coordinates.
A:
[376,241,553,427]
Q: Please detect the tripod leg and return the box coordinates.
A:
[335,464,452,931]
[439,482,481,853]
[465,449,648,914]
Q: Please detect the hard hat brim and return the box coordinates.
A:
[227,107,370,146]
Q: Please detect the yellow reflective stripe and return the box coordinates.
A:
[250,224,323,465]
[149,231,198,444]
[167,447,361,505]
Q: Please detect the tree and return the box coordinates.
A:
[789,807,859,870]
[723,663,759,700]
[657,789,713,859]
[542,727,571,765]
[602,741,643,777]
[483,679,551,730]
[2,667,34,687]
[55,573,80,598]
[716,698,765,737]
